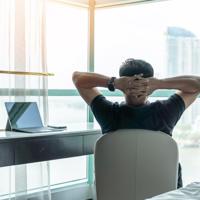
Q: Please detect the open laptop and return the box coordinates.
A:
[5,102,66,133]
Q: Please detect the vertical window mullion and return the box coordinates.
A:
[86,0,95,187]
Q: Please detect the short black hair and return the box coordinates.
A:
[119,58,154,78]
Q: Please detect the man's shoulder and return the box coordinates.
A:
[138,94,185,113]
[90,94,105,105]
[90,94,120,110]
[156,93,185,109]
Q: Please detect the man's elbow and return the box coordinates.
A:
[196,78,200,92]
[72,71,81,87]
[190,79,200,93]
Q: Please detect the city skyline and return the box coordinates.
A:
[166,26,200,125]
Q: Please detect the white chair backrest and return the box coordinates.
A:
[95,129,179,200]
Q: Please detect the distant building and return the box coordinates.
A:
[166,27,200,124]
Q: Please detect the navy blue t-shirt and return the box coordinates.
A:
[90,93,185,188]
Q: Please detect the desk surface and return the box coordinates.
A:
[0,122,101,140]
[0,123,102,167]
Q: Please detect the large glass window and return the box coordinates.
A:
[0,1,89,197]
[95,0,200,185]
[46,1,88,186]
[1,0,200,196]
[46,1,88,89]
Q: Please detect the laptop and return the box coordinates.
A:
[5,102,66,133]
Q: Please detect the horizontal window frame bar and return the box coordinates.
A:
[48,0,169,9]
[0,89,48,96]
[0,89,199,98]
[95,0,169,9]
[48,0,89,8]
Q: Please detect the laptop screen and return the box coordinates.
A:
[5,102,43,129]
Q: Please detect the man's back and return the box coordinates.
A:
[91,94,185,136]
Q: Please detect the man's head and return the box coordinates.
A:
[119,58,154,78]
[119,58,154,106]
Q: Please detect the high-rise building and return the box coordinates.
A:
[166,27,200,124]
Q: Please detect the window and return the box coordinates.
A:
[1,0,200,197]
[95,0,200,185]
[46,0,89,186]
[46,1,88,89]
[0,1,89,197]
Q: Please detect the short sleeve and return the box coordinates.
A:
[90,95,116,133]
[160,94,185,129]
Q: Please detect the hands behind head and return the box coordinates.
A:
[115,74,156,98]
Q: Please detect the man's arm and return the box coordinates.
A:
[72,71,108,105]
[149,76,200,108]
[72,71,146,105]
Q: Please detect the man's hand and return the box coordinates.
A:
[115,74,149,97]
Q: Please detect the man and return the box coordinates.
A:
[72,58,200,188]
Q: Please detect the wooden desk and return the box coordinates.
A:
[0,123,102,167]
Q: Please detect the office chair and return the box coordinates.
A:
[94,129,179,200]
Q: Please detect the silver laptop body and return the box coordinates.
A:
[5,102,63,133]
